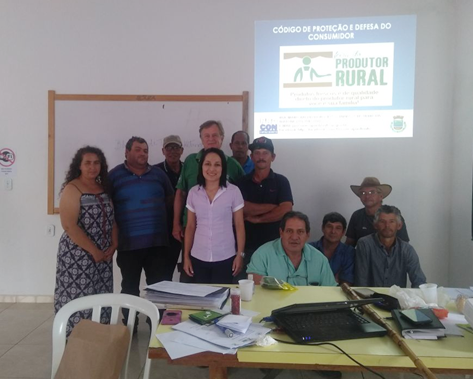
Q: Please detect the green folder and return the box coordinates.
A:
[189,310,225,325]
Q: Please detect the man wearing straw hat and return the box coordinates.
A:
[345,177,409,247]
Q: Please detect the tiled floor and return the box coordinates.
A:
[0,302,466,379]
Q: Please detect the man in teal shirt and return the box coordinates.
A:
[247,211,337,286]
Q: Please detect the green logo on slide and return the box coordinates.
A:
[390,115,406,133]
[294,56,331,82]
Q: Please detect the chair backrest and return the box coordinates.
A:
[51,294,160,379]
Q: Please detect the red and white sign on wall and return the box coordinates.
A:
[0,148,17,177]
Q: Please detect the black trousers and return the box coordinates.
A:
[191,255,234,284]
[233,247,256,283]
[116,246,167,297]
[178,233,195,283]
[161,236,181,282]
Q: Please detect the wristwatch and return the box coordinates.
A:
[238,252,246,258]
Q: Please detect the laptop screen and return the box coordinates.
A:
[272,298,383,315]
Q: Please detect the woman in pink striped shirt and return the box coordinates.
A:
[183,148,245,284]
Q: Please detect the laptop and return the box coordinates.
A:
[271,298,388,343]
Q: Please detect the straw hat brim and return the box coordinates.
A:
[350,184,392,198]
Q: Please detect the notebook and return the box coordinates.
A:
[391,308,445,340]
[271,299,388,343]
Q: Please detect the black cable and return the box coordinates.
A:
[272,338,386,379]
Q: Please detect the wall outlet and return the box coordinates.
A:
[4,178,12,191]
[46,224,55,237]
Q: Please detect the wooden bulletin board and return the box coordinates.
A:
[48,90,249,214]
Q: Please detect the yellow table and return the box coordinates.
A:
[149,286,473,379]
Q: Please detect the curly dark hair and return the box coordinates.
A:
[60,146,110,193]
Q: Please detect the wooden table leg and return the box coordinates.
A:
[209,365,228,379]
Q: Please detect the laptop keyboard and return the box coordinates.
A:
[285,310,369,330]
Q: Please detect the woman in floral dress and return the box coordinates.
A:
[54,146,117,334]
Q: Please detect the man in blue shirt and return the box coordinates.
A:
[247,211,336,287]
[229,131,254,174]
[355,205,426,288]
[309,212,355,285]
[109,136,174,302]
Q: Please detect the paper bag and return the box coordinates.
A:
[54,319,130,379]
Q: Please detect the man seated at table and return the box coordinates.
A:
[247,211,337,286]
[346,177,410,246]
[309,212,355,285]
[355,205,426,288]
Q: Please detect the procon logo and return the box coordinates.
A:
[259,124,278,134]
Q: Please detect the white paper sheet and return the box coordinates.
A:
[217,314,252,334]
[156,331,236,360]
[441,312,467,337]
[146,281,223,297]
[172,320,271,349]
[157,332,207,360]
[172,332,237,355]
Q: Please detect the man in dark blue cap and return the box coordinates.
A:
[236,137,293,278]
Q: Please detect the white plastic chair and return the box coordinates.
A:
[51,294,160,379]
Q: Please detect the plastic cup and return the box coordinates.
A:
[419,283,438,304]
[239,279,254,301]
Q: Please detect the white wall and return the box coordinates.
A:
[448,0,473,287]
[0,0,470,296]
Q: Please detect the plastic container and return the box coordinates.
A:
[230,288,241,315]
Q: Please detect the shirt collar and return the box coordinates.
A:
[195,149,204,161]
[266,169,275,179]
[373,233,399,250]
[163,160,183,173]
[124,161,151,175]
[316,237,342,255]
[197,184,228,201]
[275,238,313,262]
[251,168,275,183]
[243,156,253,168]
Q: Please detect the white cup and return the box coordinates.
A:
[419,283,438,304]
[238,279,254,301]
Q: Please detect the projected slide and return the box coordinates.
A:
[254,15,416,139]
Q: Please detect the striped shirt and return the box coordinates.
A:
[109,162,174,252]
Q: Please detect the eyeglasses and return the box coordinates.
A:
[165,145,182,151]
[360,190,379,196]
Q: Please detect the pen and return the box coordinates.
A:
[217,325,234,338]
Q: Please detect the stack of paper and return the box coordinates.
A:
[144,281,229,309]
[402,328,446,340]
[217,314,252,334]
[172,320,271,349]
[156,321,271,359]
[156,316,271,360]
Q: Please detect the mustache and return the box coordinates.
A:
[257,160,267,163]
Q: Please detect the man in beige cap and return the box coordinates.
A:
[345,177,409,246]
[156,135,184,281]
